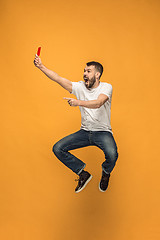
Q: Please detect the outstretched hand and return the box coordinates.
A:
[64,97,80,107]
[34,54,42,68]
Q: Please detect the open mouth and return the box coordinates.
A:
[84,77,89,82]
[84,80,89,85]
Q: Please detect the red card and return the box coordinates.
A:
[37,47,41,56]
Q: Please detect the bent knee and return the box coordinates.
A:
[52,142,61,155]
[108,149,118,162]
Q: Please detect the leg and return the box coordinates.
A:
[93,131,118,191]
[52,129,90,175]
[93,131,118,174]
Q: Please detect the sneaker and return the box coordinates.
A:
[75,170,92,193]
[99,171,110,192]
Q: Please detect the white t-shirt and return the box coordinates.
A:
[71,81,113,133]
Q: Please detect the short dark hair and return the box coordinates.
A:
[86,61,103,79]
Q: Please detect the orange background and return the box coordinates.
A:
[0,0,160,239]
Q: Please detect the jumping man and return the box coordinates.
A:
[34,55,118,193]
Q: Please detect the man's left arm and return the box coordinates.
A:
[64,94,109,109]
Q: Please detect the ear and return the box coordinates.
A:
[96,71,100,79]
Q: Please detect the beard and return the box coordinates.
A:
[84,75,96,89]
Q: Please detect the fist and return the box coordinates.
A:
[34,55,42,68]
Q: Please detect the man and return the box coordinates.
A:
[34,55,118,193]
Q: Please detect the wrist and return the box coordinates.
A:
[39,64,45,71]
[78,100,84,107]
[77,100,80,106]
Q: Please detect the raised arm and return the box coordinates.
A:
[34,55,72,93]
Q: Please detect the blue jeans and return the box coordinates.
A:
[53,129,118,175]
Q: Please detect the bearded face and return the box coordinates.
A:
[83,75,96,89]
[83,65,98,89]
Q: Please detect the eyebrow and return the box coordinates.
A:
[84,68,92,71]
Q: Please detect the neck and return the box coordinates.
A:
[91,80,100,89]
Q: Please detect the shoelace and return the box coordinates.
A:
[75,175,84,182]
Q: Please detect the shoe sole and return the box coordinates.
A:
[75,175,93,193]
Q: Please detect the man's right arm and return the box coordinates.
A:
[34,55,72,93]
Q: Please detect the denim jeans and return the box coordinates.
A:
[53,129,118,175]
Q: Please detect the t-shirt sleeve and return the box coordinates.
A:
[71,82,81,97]
[100,84,113,101]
